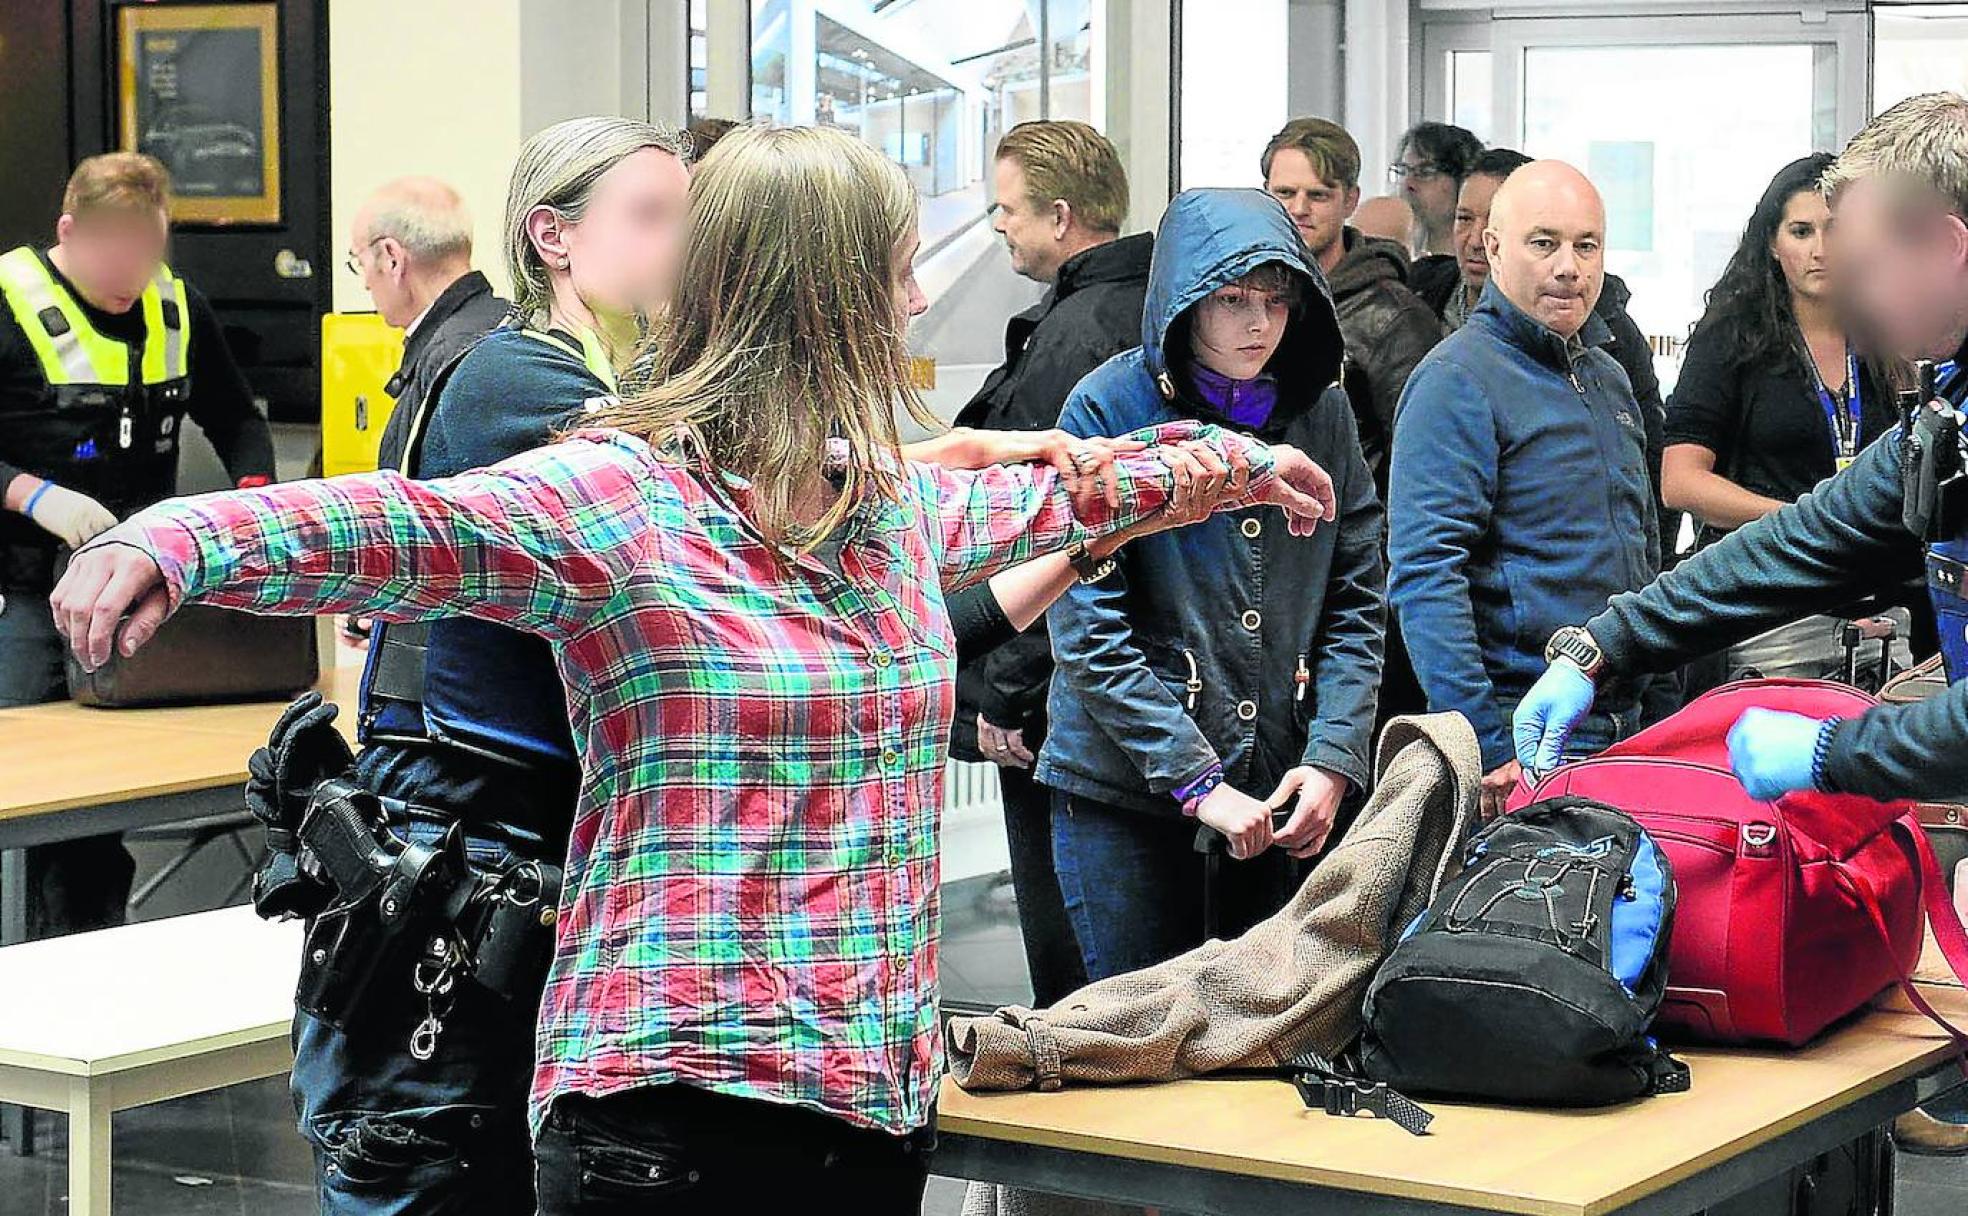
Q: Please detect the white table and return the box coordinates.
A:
[0,906,302,1215]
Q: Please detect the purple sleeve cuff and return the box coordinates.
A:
[1174,762,1226,815]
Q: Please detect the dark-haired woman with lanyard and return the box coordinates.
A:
[1661,153,1908,681]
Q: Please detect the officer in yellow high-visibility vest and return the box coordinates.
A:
[0,152,274,936]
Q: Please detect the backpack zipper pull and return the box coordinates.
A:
[1294,653,1309,702]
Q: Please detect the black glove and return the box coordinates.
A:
[245,692,355,919]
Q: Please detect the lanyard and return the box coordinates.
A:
[1798,332,1861,462]
[1938,359,1965,406]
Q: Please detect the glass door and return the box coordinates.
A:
[1469,10,1866,386]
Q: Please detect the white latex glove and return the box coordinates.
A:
[26,481,117,548]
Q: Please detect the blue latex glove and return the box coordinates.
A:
[1727,708,1827,801]
[1513,662,1597,774]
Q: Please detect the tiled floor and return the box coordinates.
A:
[5,862,1968,1215]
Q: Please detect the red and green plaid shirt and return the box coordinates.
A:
[118,423,1277,1134]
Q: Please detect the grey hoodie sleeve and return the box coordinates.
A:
[1586,431,1920,678]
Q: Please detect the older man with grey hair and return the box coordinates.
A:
[339,178,508,649]
[347,176,509,466]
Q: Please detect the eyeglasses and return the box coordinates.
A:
[344,237,387,277]
[1388,162,1449,184]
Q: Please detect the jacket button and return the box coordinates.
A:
[1241,518,1262,539]
[1236,699,1258,721]
[1241,610,1261,631]
[874,650,893,668]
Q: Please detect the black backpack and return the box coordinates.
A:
[1359,797,1689,1106]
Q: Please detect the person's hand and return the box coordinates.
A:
[1513,661,1599,775]
[48,542,173,672]
[1036,432,1149,515]
[339,615,375,651]
[1092,440,1253,557]
[23,481,117,549]
[909,427,1150,515]
[1194,783,1276,860]
[1727,708,1827,801]
[1480,759,1523,822]
[1254,444,1337,536]
[976,714,1035,770]
[1268,765,1348,859]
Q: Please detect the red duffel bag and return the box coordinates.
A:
[1510,678,1968,1046]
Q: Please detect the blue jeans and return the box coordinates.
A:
[0,587,134,939]
[1050,788,1298,981]
[290,823,544,1214]
[998,763,1087,1006]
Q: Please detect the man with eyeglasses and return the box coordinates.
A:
[347,177,508,471]
[1390,121,1485,316]
[0,152,273,935]
[336,178,509,651]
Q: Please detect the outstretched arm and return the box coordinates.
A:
[52,432,657,669]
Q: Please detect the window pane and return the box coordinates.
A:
[748,0,1108,440]
[1179,0,1289,188]
[689,0,708,121]
[1523,44,1816,385]
[1448,50,1492,144]
[1875,4,1968,113]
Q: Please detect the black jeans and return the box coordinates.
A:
[535,1085,933,1214]
[0,586,135,939]
[998,763,1087,1006]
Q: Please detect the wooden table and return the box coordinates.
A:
[933,983,1968,1216]
[0,659,355,1155]
[0,907,302,1216]
[0,663,360,930]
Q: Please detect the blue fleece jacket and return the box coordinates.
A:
[1389,278,1659,768]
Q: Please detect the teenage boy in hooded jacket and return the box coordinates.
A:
[1037,188,1386,977]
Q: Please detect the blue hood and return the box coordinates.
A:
[1141,188,1344,428]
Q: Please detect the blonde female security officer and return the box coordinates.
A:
[0,152,273,936]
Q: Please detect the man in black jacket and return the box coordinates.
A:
[340,177,510,647]
[1263,118,1443,723]
[347,177,511,468]
[1262,118,1445,490]
[953,120,1151,1004]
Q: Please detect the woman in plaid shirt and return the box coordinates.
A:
[54,125,1339,1211]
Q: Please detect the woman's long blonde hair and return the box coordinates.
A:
[590,124,938,550]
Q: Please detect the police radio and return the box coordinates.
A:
[1902,359,1968,541]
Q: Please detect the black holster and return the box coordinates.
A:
[1901,360,1968,542]
[293,779,473,1027]
[291,777,563,1029]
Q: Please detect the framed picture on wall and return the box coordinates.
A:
[116,2,282,225]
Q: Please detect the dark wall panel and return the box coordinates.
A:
[0,2,76,251]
